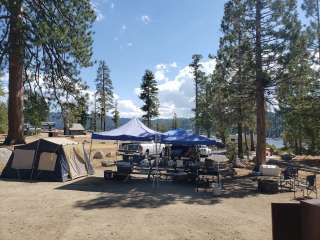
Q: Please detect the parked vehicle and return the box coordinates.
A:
[171,145,198,159]
[119,142,165,159]
[199,145,212,157]
[24,123,41,135]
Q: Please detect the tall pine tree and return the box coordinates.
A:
[112,100,120,128]
[95,61,114,131]
[189,54,205,134]
[0,0,96,144]
[139,70,159,128]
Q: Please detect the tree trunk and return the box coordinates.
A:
[316,0,320,63]
[195,78,199,135]
[294,139,298,154]
[298,137,302,155]
[255,0,266,168]
[250,130,255,151]
[244,128,249,152]
[237,122,243,159]
[220,130,226,145]
[63,111,69,135]
[4,0,25,145]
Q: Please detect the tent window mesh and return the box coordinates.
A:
[11,149,35,170]
[38,152,57,171]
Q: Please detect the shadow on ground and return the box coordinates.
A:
[56,174,260,210]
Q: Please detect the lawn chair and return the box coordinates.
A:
[294,174,318,199]
[196,175,212,192]
[279,167,298,191]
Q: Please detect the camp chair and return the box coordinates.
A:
[294,174,318,199]
[196,175,212,192]
[279,167,298,191]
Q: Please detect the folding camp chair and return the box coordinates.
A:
[294,174,318,199]
[279,167,298,191]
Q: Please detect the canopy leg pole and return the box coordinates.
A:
[89,139,93,164]
[116,140,118,162]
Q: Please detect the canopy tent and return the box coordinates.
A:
[91,118,162,141]
[162,128,216,146]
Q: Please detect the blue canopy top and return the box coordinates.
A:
[91,118,162,141]
[162,128,216,146]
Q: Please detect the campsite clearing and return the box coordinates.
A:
[0,168,293,240]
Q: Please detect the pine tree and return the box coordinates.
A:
[189,54,205,134]
[112,100,120,128]
[139,70,159,127]
[218,0,256,158]
[210,54,232,145]
[276,0,320,154]
[73,93,89,128]
[172,112,179,129]
[95,61,114,131]
[302,0,320,67]
[198,76,213,137]
[0,0,95,144]
[24,90,49,128]
[244,0,290,166]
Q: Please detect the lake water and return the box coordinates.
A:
[266,138,284,148]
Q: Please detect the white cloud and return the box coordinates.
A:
[127,42,133,47]
[141,15,151,24]
[85,88,141,118]
[200,59,216,74]
[170,62,178,68]
[121,24,127,31]
[110,2,115,9]
[114,37,118,41]
[131,59,216,118]
[156,64,167,71]
[85,59,216,119]
[118,99,142,118]
[91,0,105,22]
[154,62,178,83]
[156,59,216,118]
[154,71,168,82]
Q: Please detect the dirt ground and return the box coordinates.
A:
[0,167,297,240]
[0,134,314,240]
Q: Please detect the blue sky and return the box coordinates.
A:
[84,0,227,118]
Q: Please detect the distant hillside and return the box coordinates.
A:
[49,111,282,137]
[48,112,194,132]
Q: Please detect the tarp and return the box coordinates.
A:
[161,128,216,146]
[91,118,162,141]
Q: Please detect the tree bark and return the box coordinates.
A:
[206,128,211,138]
[255,0,266,167]
[316,0,320,64]
[250,130,255,151]
[195,78,199,135]
[4,0,25,145]
[237,122,243,159]
[62,108,69,135]
[244,128,249,152]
